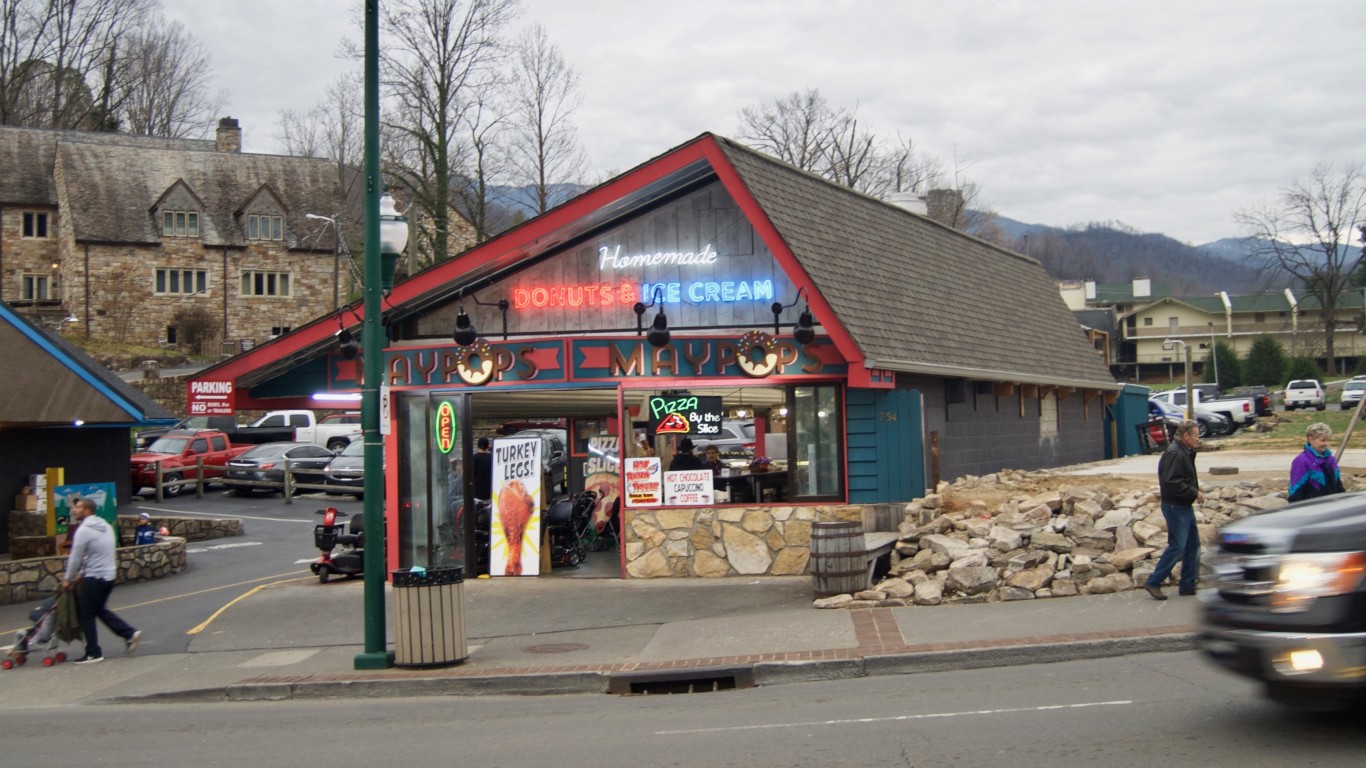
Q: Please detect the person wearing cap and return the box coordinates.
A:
[134,512,157,545]
[669,437,705,472]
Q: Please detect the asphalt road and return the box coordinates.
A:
[0,489,363,655]
[2,652,1360,767]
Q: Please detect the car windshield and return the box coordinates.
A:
[1347,382,1366,392]
[1289,381,1317,389]
[339,440,364,457]
[240,444,292,460]
[146,436,189,454]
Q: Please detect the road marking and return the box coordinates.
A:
[134,505,315,525]
[185,542,263,553]
[654,700,1134,735]
[1,571,311,637]
[186,576,311,636]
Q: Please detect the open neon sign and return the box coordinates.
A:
[512,280,774,310]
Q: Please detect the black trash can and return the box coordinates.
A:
[392,566,468,668]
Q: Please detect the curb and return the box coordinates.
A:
[103,632,1198,704]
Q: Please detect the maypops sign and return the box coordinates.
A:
[380,336,846,389]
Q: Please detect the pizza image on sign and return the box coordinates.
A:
[655,412,690,434]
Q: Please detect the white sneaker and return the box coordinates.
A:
[74,655,103,664]
[126,630,141,654]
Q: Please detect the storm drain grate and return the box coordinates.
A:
[522,643,591,654]
[608,665,755,695]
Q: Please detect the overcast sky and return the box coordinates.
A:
[161,0,1365,245]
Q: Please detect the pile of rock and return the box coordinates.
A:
[814,468,1328,609]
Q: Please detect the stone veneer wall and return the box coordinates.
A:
[1,512,243,605]
[623,504,868,578]
[0,537,187,605]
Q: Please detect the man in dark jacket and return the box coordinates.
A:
[1145,419,1204,600]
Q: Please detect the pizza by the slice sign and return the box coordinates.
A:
[655,411,689,434]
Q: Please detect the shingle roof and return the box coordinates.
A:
[56,142,352,248]
[0,301,173,425]
[712,136,1116,388]
[0,125,212,205]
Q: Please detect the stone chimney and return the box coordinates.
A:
[216,117,241,153]
[925,188,965,227]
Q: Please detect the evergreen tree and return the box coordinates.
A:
[1287,355,1322,381]
[1203,340,1242,389]
[1242,335,1287,387]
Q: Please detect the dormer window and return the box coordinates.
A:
[248,214,283,240]
[163,210,199,237]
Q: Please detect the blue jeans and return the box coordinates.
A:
[1147,502,1200,591]
[77,577,136,659]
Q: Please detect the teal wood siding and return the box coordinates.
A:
[847,388,924,504]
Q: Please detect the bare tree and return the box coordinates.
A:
[350,0,518,269]
[823,111,882,192]
[505,23,585,216]
[449,90,506,243]
[1237,162,1366,369]
[737,88,837,172]
[119,16,222,138]
[0,0,155,130]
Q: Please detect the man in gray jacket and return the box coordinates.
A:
[62,498,141,663]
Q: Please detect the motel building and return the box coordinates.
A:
[187,133,1121,581]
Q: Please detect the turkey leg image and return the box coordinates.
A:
[497,479,535,575]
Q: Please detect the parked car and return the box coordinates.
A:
[130,430,253,497]
[1228,385,1274,417]
[248,410,363,454]
[1148,399,1232,438]
[503,428,568,493]
[690,420,758,464]
[323,439,366,496]
[1147,388,1256,427]
[223,441,335,492]
[1284,379,1326,411]
[133,415,293,451]
[1340,377,1366,410]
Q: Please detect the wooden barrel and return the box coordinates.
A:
[810,521,866,598]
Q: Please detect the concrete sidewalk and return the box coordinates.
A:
[1,574,1200,705]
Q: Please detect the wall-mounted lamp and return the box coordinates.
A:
[51,259,61,271]
[335,308,362,360]
[471,292,511,340]
[453,306,477,346]
[772,287,817,345]
[633,287,670,348]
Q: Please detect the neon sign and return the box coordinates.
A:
[512,280,773,310]
[434,401,457,454]
[598,243,718,270]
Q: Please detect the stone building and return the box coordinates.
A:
[0,119,362,351]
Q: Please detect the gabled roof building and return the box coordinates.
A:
[190,133,1125,579]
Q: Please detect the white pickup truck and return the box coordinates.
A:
[249,410,363,454]
[1148,388,1257,427]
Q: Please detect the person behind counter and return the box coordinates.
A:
[701,445,725,474]
[669,437,704,471]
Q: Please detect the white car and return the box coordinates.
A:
[1283,379,1325,411]
[1341,378,1366,410]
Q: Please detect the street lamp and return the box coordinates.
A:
[305,213,343,310]
[354,0,408,671]
[1163,338,1194,420]
[1207,322,1219,389]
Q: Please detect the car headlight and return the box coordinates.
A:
[1271,552,1366,612]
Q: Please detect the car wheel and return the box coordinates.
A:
[162,472,182,498]
[1317,404,1326,411]
[1196,421,1209,438]
[327,439,349,455]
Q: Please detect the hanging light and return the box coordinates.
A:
[453,306,477,345]
[377,190,408,293]
[793,306,816,345]
[646,306,670,348]
[336,326,359,360]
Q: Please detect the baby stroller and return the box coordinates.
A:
[4,595,77,669]
[545,490,597,567]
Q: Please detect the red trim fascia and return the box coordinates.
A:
[198,138,718,396]
[387,140,714,303]
[696,137,867,371]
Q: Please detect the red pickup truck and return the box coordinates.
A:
[130,430,253,497]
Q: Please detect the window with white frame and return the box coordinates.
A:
[162,210,200,237]
[241,270,291,297]
[155,268,208,295]
[20,273,55,300]
[21,211,49,238]
[248,214,284,240]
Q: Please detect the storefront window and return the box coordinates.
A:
[792,385,841,498]
[397,393,467,570]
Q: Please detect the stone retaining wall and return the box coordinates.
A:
[1,512,242,605]
[0,537,187,605]
[623,504,868,578]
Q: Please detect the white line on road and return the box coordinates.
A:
[655,700,1134,735]
[133,505,314,524]
[185,541,264,553]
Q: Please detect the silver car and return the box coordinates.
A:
[1341,378,1366,410]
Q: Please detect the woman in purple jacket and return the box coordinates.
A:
[1288,422,1346,503]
